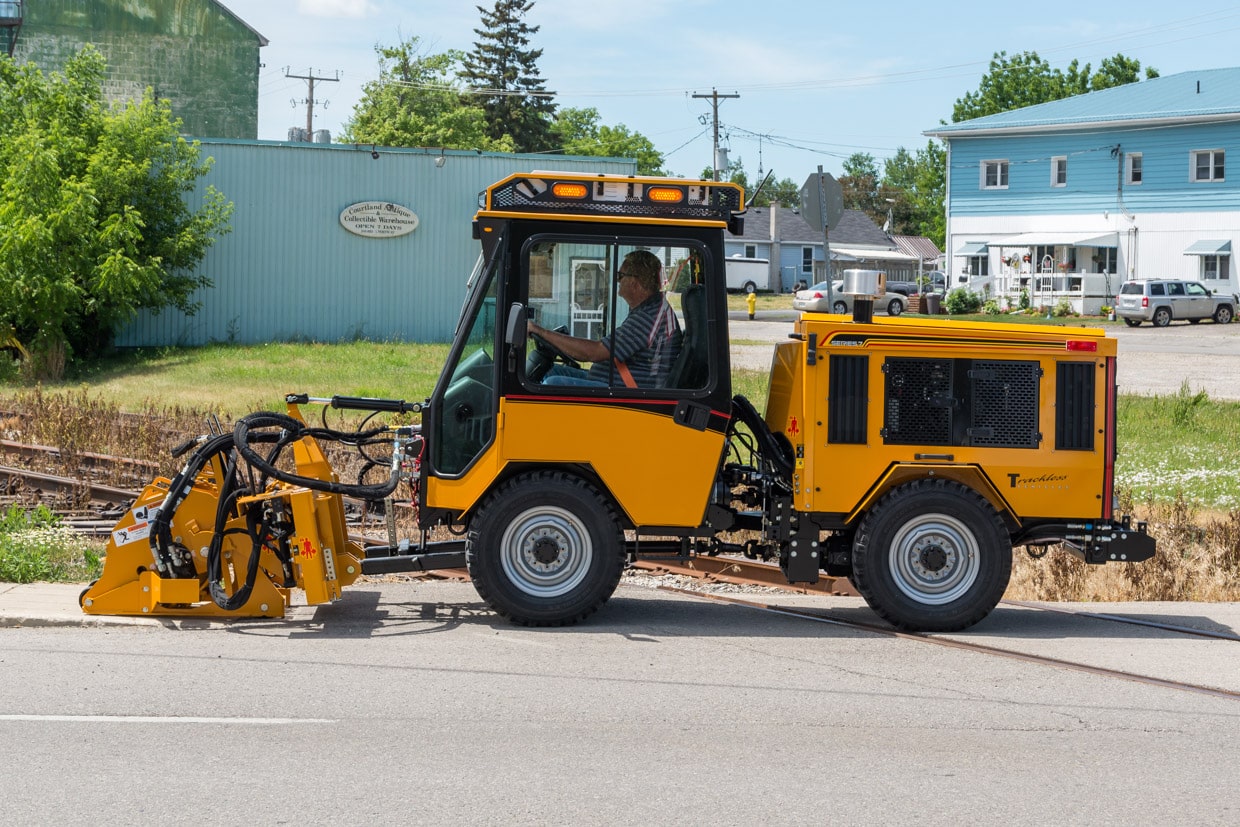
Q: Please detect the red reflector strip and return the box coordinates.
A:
[1065,340,1098,352]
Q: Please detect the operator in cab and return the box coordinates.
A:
[527,250,682,389]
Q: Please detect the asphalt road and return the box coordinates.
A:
[730,311,1240,400]
[2,581,1238,825]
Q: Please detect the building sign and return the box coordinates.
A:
[339,201,419,238]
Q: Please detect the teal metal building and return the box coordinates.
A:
[116,140,635,346]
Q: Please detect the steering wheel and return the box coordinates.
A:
[526,324,579,381]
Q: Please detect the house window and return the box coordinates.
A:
[1051,156,1067,187]
[981,160,1009,189]
[966,256,989,276]
[1035,245,1056,272]
[802,246,814,274]
[744,244,757,259]
[1203,255,1229,280]
[1192,150,1224,182]
[1127,153,1143,185]
[1094,248,1117,273]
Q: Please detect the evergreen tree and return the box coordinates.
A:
[461,0,557,153]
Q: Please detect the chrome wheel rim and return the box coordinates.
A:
[500,506,592,598]
[888,514,980,605]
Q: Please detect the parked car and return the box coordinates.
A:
[792,280,907,316]
[887,271,949,297]
[1115,279,1236,327]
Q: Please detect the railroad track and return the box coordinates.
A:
[621,554,1240,702]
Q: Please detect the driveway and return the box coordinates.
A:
[729,312,1240,400]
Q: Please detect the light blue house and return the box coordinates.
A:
[925,68,1240,311]
[725,204,921,291]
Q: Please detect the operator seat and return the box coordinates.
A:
[665,283,708,389]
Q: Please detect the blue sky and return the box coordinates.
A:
[221,1,1240,182]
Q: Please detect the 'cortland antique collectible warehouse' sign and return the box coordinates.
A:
[339,202,419,238]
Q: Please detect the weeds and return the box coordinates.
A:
[0,504,103,584]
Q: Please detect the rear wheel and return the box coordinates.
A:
[743,281,757,294]
[1123,318,1141,327]
[467,471,625,626]
[1152,307,1172,327]
[887,298,904,316]
[851,479,1011,631]
[832,300,848,314]
[1215,305,1234,324]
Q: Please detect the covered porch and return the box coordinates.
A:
[957,231,1123,314]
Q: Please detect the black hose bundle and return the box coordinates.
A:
[149,410,407,610]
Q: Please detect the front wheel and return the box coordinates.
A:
[467,471,625,626]
[851,479,1011,631]
[1215,305,1234,324]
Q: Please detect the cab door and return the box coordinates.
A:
[497,224,733,528]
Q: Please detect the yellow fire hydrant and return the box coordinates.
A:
[745,290,757,320]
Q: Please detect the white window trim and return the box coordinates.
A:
[1126,152,1143,185]
[1191,149,1225,183]
[801,246,814,274]
[980,159,1009,190]
[1050,156,1067,188]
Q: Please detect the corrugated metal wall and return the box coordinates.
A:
[117,141,634,346]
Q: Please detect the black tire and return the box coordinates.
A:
[1123,318,1141,327]
[851,479,1011,631]
[1152,307,1172,327]
[887,298,904,316]
[832,300,848,314]
[743,281,757,294]
[466,471,625,626]
[1214,305,1234,324]
[1188,318,1201,324]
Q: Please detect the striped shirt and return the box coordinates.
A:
[589,293,682,388]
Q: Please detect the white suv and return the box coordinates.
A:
[1116,279,1236,327]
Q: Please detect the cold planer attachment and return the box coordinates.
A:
[81,396,427,618]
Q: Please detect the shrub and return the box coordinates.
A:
[981,299,1003,315]
[1053,299,1075,317]
[944,287,982,315]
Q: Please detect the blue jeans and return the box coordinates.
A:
[543,365,607,387]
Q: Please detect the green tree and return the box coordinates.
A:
[461,0,557,153]
[840,152,883,222]
[953,51,1158,121]
[341,37,512,151]
[0,47,232,379]
[550,106,664,175]
[878,142,946,246]
[698,158,799,207]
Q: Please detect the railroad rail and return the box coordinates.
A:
[657,586,1240,703]
[0,464,139,506]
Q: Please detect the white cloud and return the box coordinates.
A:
[296,0,378,18]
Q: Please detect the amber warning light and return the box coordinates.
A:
[551,182,589,199]
[647,186,685,204]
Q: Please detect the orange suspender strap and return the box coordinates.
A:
[615,360,638,389]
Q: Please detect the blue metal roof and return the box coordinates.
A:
[926,68,1240,136]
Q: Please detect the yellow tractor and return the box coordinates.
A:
[82,173,1154,631]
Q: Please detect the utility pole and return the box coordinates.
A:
[692,88,739,181]
[285,67,340,139]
